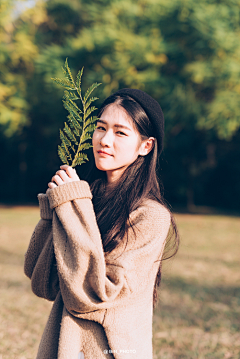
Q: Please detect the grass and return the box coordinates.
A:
[0,207,52,359]
[153,213,240,359]
[0,207,239,358]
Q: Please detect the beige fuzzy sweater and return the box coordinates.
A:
[24,180,171,359]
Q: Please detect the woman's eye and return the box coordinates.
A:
[96,126,126,136]
[117,131,126,136]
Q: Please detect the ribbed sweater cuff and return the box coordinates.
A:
[46,180,92,209]
[37,193,53,220]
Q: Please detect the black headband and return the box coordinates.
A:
[111,88,164,156]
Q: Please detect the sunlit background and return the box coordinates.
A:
[1,0,240,211]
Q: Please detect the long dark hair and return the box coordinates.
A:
[83,93,180,309]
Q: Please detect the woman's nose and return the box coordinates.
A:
[100,131,112,147]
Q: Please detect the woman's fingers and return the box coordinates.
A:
[60,165,80,181]
[51,174,64,186]
[48,182,57,189]
[46,166,80,193]
[56,169,70,182]
[60,165,75,177]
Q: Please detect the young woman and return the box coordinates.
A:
[24,88,179,359]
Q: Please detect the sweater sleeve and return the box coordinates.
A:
[24,193,59,301]
[46,181,171,320]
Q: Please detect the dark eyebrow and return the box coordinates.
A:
[96,119,131,131]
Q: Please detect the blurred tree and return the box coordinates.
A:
[1,0,240,209]
[0,0,47,136]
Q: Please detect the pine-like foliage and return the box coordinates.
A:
[51,59,101,167]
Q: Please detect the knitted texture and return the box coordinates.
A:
[37,194,53,220]
[24,181,171,359]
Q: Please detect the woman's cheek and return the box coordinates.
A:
[92,131,97,148]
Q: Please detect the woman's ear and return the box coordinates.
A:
[139,137,155,156]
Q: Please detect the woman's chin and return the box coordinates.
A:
[95,163,109,171]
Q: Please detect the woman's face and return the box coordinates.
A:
[92,103,154,184]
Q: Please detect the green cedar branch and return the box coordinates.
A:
[51,58,101,168]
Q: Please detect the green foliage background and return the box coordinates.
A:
[1,0,240,209]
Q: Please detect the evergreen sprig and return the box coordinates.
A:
[51,58,101,167]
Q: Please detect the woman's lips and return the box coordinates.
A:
[97,151,112,156]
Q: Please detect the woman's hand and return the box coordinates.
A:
[47,165,80,193]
